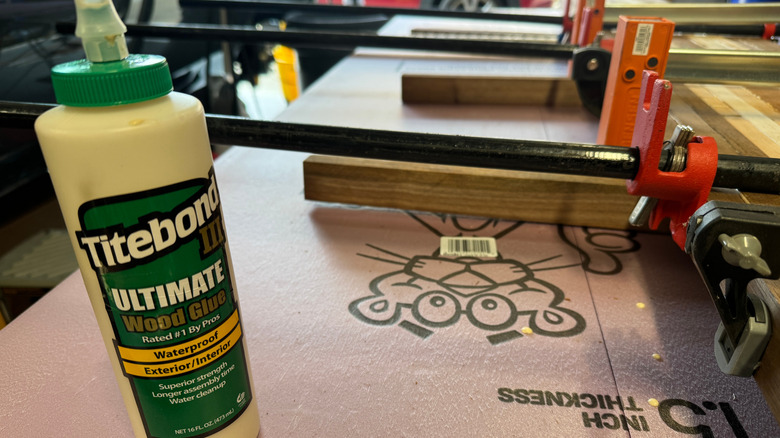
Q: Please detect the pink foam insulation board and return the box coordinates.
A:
[0,147,777,437]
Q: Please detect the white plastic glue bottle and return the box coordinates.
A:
[34,1,260,437]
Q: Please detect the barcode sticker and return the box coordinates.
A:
[632,23,654,56]
[440,237,498,257]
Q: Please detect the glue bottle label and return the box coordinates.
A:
[75,168,252,438]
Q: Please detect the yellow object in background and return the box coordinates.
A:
[273,45,301,102]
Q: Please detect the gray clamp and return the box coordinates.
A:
[686,201,780,377]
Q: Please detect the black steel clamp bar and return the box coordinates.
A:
[55,21,609,111]
[180,0,780,38]
[202,0,780,54]
[57,22,780,116]
[180,0,566,25]
[55,22,577,59]
[2,100,780,194]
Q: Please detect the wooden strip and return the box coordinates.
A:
[304,155,637,229]
[686,84,740,116]
[728,118,780,158]
[674,84,766,157]
[667,87,716,138]
[728,86,780,125]
[750,87,780,113]
[304,155,748,229]
[710,85,780,157]
[401,75,582,106]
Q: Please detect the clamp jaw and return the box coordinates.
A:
[626,70,718,250]
[686,202,779,377]
[571,44,611,116]
[568,0,610,116]
[627,70,777,376]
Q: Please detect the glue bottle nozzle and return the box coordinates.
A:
[74,0,129,62]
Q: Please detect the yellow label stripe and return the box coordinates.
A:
[122,323,242,378]
[118,310,239,364]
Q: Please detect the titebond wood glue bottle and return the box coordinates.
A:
[34,1,260,437]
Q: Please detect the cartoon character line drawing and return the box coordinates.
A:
[557,226,641,275]
[349,215,588,344]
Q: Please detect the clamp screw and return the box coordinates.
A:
[719,233,772,277]
[628,196,658,227]
[586,58,599,71]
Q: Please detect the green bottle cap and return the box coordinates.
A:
[51,54,173,107]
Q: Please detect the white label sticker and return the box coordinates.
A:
[632,23,654,56]
[440,237,498,257]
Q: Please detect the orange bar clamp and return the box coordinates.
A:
[597,16,675,147]
[571,0,605,47]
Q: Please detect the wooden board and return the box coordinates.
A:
[399,36,780,106]
[401,76,582,106]
[304,156,752,229]
[305,156,636,228]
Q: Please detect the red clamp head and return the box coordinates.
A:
[626,71,719,250]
